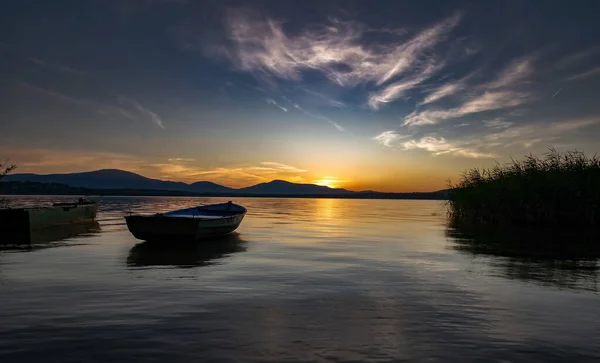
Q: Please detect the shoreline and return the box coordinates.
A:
[0,181,450,200]
[0,192,449,201]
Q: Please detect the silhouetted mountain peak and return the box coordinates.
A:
[239,178,349,195]
[79,169,150,180]
[257,179,296,186]
[1,169,450,198]
[190,180,227,187]
[92,169,141,175]
[5,169,192,192]
[4,169,353,194]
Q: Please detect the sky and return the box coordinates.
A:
[1,0,600,192]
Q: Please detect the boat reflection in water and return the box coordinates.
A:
[446,221,600,292]
[0,221,101,252]
[126,232,247,268]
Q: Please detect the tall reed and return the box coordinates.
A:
[448,149,600,227]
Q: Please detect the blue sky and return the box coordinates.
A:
[1,0,600,191]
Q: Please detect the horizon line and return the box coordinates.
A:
[3,168,449,194]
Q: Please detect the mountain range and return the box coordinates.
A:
[3,169,356,195]
[2,169,449,199]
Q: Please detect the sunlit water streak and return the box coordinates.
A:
[0,196,599,362]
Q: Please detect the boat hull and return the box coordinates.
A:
[28,204,98,229]
[0,203,98,243]
[125,213,245,242]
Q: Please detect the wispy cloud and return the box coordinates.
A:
[564,66,600,81]
[27,57,90,75]
[403,137,463,155]
[372,131,409,147]
[484,117,599,145]
[374,136,494,158]
[259,161,307,173]
[19,82,88,105]
[375,116,598,159]
[292,103,345,132]
[486,57,533,89]
[374,13,460,85]
[212,9,461,107]
[302,88,346,108]
[554,46,600,69]
[168,157,196,162]
[404,91,528,126]
[156,160,309,186]
[118,97,166,129]
[483,118,513,129]
[368,62,441,110]
[551,88,562,98]
[419,80,465,106]
[452,148,497,158]
[328,120,345,132]
[19,82,167,129]
[404,56,534,126]
[265,98,288,112]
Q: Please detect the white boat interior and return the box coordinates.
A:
[156,202,246,219]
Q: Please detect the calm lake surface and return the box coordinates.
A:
[1,196,599,362]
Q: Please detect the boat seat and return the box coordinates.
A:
[162,213,225,219]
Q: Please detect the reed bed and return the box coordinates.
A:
[448,149,600,227]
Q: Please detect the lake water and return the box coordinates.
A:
[1,196,599,362]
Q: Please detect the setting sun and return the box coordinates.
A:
[314,178,342,189]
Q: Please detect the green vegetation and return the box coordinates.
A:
[0,162,16,207]
[0,163,16,180]
[448,149,600,227]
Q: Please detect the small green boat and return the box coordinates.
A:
[0,198,98,243]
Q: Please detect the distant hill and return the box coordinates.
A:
[4,169,235,194]
[0,181,450,200]
[2,169,449,199]
[188,181,234,194]
[4,169,184,190]
[3,169,353,195]
[238,180,352,195]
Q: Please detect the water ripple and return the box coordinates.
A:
[0,196,599,362]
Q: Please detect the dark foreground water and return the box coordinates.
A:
[1,196,599,362]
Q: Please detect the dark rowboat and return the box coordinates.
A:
[125,201,246,242]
